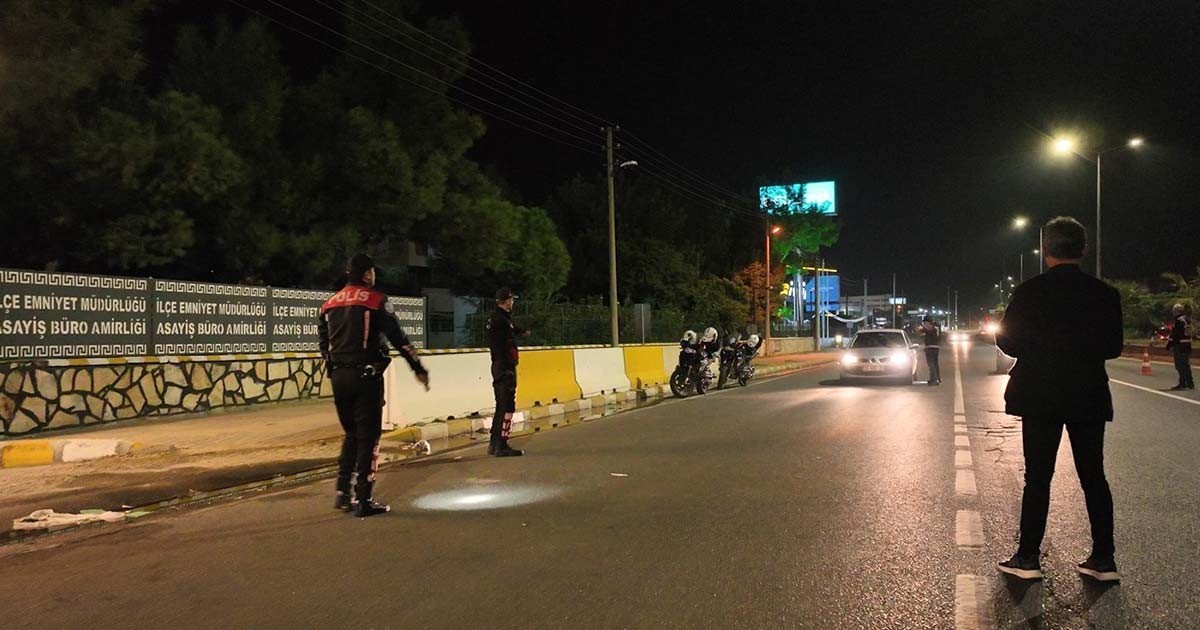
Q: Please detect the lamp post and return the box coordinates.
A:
[1049,135,1144,279]
[765,224,782,355]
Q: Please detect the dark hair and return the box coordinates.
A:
[1042,216,1087,260]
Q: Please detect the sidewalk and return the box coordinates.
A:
[0,351,835,535]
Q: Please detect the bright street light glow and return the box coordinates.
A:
[1052,137,1075,155]
[770,225,782,235]
[1013,217,1029,229]
[1128,137,1144,148]
[1033,249,1040,254]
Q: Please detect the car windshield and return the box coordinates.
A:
[851,332,906,349]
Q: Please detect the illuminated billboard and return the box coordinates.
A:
[759,180,836,215]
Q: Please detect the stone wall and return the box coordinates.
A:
[0,358,331,436]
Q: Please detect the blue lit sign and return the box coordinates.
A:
[759,181,837,216]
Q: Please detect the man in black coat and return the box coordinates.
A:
[995,216,1124,583]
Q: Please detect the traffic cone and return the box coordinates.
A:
[1141,347,1153,376]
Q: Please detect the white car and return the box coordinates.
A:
[840,329,919,384]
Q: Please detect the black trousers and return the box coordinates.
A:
[332,367,384,501]
[491,363,517,443]
[1173,344,1194,387]
[1018,419,1114,559]
[924,348,941,383]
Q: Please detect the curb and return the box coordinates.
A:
[378,357,836,445]
[0,439,139,469]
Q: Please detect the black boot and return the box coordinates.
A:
[488,439,500,456]
[334,477,353,511]
[354,499,390,518]
[493,440,523,457]
[353,481,389,517]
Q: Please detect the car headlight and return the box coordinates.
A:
[984,323,1000,335]
[841,354,857,366]
[889,350,910,364]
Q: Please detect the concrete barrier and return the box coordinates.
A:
[384,352,494,425]
[573,348,631,397]
[661,344,680,376]
[771,337,815,355]
[623,346,670,389]
[516,349,581,408]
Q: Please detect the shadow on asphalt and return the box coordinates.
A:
[818,378,919,388]
[997,575,1045,629]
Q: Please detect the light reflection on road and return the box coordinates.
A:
[411,485,562,511]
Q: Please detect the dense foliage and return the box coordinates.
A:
[0,1,837,334]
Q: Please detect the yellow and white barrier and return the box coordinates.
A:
[515,349,581,408]
[623,346,670,389]
[573,348,631,397]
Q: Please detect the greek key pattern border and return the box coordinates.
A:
[153,343,268,355]
[1,269,147,291]
[392,297,424,307]
[271,288,333,301]
[3,344,147,359]
[271,342,320,352]
[154,280,268,298]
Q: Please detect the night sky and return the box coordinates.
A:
[437,0,1199,314]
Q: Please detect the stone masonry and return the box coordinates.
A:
[0,358,331,436]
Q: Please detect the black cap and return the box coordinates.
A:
[346,253,375,278]
[922,315,933,323]
[495,287,518,301]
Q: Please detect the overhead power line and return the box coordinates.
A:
[354,0,613,129]
[226,0,600,156]
[312,0,605,142]
[255,0,602,149]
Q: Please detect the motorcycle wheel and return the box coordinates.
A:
[717,366,730,389]
[669,368,690,398]
[738,372,750,387]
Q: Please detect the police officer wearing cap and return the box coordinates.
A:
[919,315,942,385]
[319,254,430,517]
[487,287,530,457]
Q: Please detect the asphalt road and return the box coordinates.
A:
[1,344,1198,629]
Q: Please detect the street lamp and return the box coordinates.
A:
[764,225,782,355]
[1048,134,1144,279]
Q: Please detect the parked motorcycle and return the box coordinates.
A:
[670,332,714,397]
[717,335,759,389]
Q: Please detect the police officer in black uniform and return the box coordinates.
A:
[920,315,942,385]
[487,288,529,457]
[1166,303,1194,390]
[319,254,429,517]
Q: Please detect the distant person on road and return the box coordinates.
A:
[319,254,430,518]
[995,217,1123,582]
[487,288,530,457]
[919,315,941,385]
[1166,303,1194,390]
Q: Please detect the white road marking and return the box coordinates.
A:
[956,469,977,496]
[955,510,985,548]
[1111,379,1200,407]
[955,449,973,468]
[955,575,995,629]
[954,364,966,414]
[954,425,967,434]
[955,414,966,424]
[955,435,970,447]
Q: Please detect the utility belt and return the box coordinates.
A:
[329,357,391,378]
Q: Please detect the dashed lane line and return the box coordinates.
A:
[955,575,995,630]
[955,414,966,424]
[955,449,973,468]
[954,435,970,447]
[955,469,977,496]
[954,425,967,434]
[955,510,985,548]
[1111,378,1200,407]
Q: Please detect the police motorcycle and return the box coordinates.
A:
[717,333,761,389]
[670,329,718,397]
